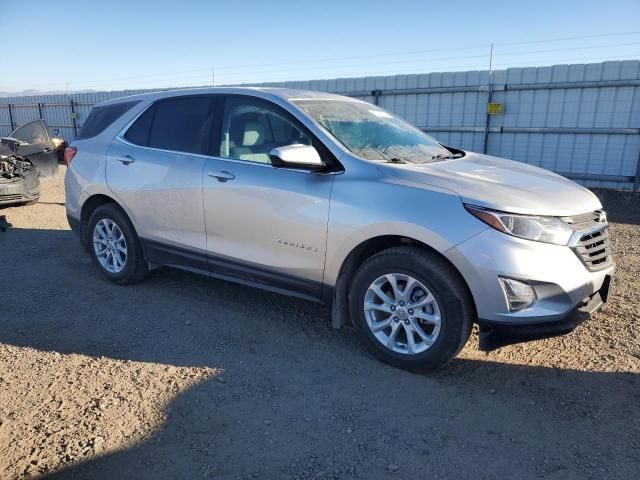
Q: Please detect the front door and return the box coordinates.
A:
[203,95,335,300]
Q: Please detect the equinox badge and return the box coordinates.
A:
[277,239,318,252]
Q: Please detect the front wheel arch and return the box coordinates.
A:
[329,235,476,329]
[348,245,475,370]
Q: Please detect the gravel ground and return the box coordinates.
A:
[0,169,638,480]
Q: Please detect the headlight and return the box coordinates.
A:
[465,205,574,245]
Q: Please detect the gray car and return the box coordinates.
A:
[64,87,614,370]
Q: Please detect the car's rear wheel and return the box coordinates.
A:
[349,246,473,371]
[87,204,148,284]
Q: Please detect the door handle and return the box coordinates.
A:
[116,155,136,165]
[208,170,235,182]
[43,147,52,153]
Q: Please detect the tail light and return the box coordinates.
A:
[52,138,67,151]
[63,146,77,166]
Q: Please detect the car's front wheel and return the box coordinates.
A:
[349,246,474,371]
[87,204,148,284]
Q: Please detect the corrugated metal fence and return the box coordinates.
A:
[1,61,639,190]
[0,89,157,144]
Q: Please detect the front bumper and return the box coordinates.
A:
[0,171,40,206]
[477,274,612,351]
[445,227,615,348]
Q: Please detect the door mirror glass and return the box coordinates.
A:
[269,144,324,170]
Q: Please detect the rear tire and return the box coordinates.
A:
[87,204,148,285]
[349,246,473,371]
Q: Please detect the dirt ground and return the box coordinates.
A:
[1,168,639,480]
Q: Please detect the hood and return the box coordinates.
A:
[379,152,602,217]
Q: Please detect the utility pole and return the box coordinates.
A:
[211,67,215,87]
[482,43,494,154]
[488,42,494,75]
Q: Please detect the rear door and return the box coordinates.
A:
[10,120,59,177]
[202,95,335,300]
[106,96,216,263]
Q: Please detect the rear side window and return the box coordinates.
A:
[148,97,212,154]
[77,101,139,140]
[124,105,155,146]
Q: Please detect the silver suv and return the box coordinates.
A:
[65,88,614,370]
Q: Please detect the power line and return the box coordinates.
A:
[62,52,640,92]
[73,52,639,94]
[494,41,640,57]
[121,31,640,74]
[492,53,640,68]
[210,43,640,81]
[54,41,640,91]
[21,45,491,90]
[223,55,640,86]
[8,30,640,92]
[494,30,640,46]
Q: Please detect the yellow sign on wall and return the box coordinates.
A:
[487,103,503,115]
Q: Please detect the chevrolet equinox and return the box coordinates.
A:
[65,88,614,370]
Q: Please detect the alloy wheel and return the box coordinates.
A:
[363,273,441,355]
[93,218,128,274]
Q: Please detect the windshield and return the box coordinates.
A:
[293,100,453,163]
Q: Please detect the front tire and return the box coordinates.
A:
[349,246,473,371]
[87,204,148,285]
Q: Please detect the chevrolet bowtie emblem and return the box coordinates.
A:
[597,211,607,223]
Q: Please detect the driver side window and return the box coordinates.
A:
[219,97,311,165]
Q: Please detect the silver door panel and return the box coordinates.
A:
[203,157,334,283]
[106,140,207,252]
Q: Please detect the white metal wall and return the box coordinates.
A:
[1,61,639,189]
[259,61,640,190]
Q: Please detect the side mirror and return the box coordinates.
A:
[269,144,325,170]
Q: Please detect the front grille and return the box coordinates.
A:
[575,227,612,271]
[562,210,612,271]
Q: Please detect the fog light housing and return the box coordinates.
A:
[499,277,536,311]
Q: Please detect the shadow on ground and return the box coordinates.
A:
[41,362,639,480]
[1,228,638,480]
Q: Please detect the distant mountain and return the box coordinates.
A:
[0,89,99,98]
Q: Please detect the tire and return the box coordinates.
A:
[349,246,473,371]
[87,203,148,285]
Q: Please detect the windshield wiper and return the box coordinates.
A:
[387,157,407,164]
[431,152,464,161]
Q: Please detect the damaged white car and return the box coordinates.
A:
[0,137,40,206]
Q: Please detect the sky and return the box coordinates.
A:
[1,0,639,93]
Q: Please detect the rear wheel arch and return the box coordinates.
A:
[80,194,134,245]
[86,202,149,284]
[329,235,476,329]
